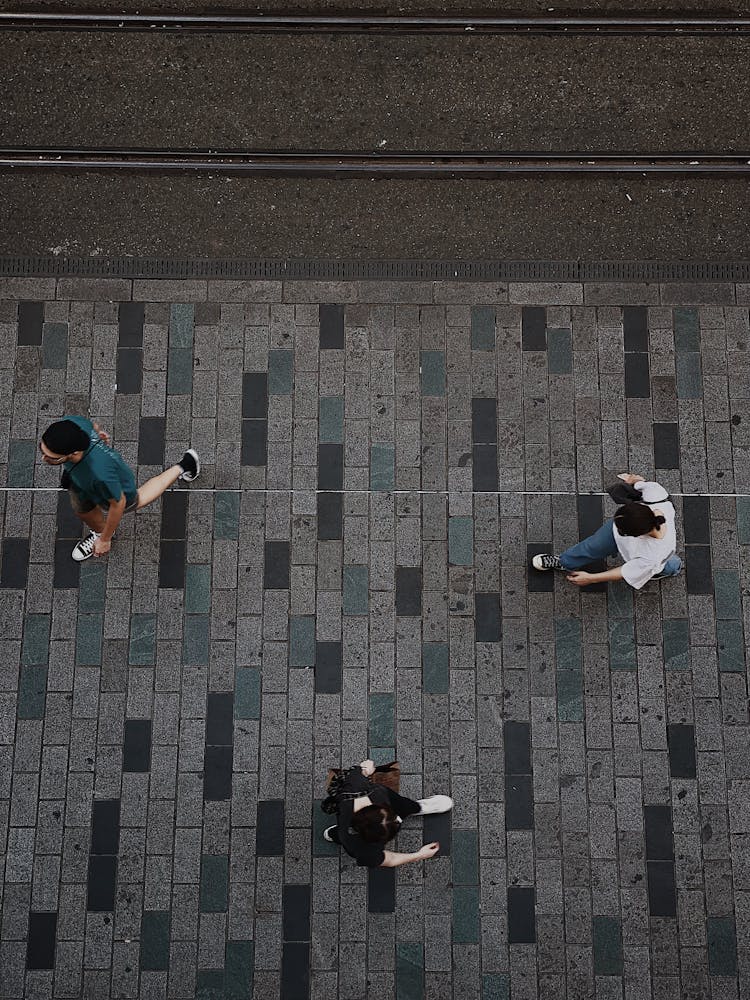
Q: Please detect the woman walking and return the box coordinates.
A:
[532,474,682,589]
[323,759,453,868]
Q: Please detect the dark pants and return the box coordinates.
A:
[328,788,421,843]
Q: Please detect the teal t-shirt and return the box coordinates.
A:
[63,415,137,507]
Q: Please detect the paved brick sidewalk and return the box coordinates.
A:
[0,275,749,999]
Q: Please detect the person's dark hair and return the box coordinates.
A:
[350,804,400,844]
[614,502,666,537]
[42,419,90,456]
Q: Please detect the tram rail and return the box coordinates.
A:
[2,11,750,34]
[2,149,750,175]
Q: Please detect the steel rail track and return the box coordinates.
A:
[2,11,750,34]
[2,149,750,175]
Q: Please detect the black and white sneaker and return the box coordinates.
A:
[178,449,200,482]
[532,553,563,571]
[72,532,99,562]
[323,826,338,843]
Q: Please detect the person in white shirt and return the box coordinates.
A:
[532,473,682,590]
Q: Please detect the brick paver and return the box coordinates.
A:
[0,278,748,998]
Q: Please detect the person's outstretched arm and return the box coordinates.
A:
[380,843,440,868]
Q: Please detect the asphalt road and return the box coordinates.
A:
[5,0,750,12]
[2,34,748,151]
[1,173,747,259]
[1,25,748,260]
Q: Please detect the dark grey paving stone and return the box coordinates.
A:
[521,307,546,351]
[17,300,44,345]
[123,720,152,773]
[25,913,57,970]
[118,302,144,347]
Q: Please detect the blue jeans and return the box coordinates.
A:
[559,519,682,577]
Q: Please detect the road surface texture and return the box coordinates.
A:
[0,273,749,998]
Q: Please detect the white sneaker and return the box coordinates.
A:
[178,449,200,482]
[417,795,454,815]
[71,532,99,562]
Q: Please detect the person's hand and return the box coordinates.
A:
[566,571,592,587]
[93,537,111,557]
[359,759,376,777]
[617,473,644,485]
[419,842,440,860]
[97,429,111,446]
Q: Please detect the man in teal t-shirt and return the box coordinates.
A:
[40,416,200,562]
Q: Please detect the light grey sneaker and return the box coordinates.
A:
[532,553,563,571]
[417,795,454,815]
[72,532,99,562]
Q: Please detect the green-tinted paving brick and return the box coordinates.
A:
[289,616,315,666]
[608,619,636,670]
[370,747,395,766]
[673,307,700,352]
[200,855,229,913]
[738,497,750,544]
[234,667,260,720]
[664,619,690,670]
[343,566,369,615]
[185,564,211,614]
[140,911,170,971]
[183,615,209,665]
[42,322,68,369]
[170,303,195,348]
[129,613,156,665]
[593,915,623,975]
[607,581,634,619]
[554,618,582,671]
[17,666,47,719]
[483,974,510,1000]
[8,440,36,488]
[371,443,395,491]
[717,620,746,672]
[313,802,340,857]
[75,613,103,666]
[78,561,106,614]
[423,642,449,694]
[420,350,446,396]
[214,491,240,540]
[448,517,473,566]
[369,693,395,747]
[319,396,344,444]
[167,347,193,394]
[708,916,737,976]
[452,830,479,885]
[547,327,573,375]
[556,670,583,723]
[396,942,424,1000]
[453,886,480,943]
[21,614,50,665]
[714,570,742,619]
[268,349,293,394]
[225,940,253,999]
[676,353,703,399]
[471,306,495,351]
[196,970,225,1000]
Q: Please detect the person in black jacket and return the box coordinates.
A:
[323,759,453,868]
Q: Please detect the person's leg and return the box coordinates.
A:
[657,554,683,577]
[136,449,200,509]
[559,519,619,570]
[77,507,106,533]
[135,466,183,509]
[383,788,422,819]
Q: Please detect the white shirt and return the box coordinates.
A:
[613,481,677,590]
